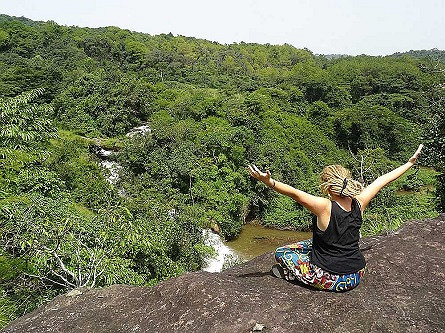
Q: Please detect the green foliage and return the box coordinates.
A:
[0,88,56,150]
[263,195,312,230]
[0,289,17,328]
[401,169,424,192]
[334,104,419,159]
[0,88,206,329]
[437,173,445,210]
[49,141,120,210]
[418,62,445,211]
[53,73,154,136]
[360,167,438,235]
[361,186,437,236]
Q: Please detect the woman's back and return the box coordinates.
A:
[311,198,366,275]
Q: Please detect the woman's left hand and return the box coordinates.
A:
[247,164,273,187]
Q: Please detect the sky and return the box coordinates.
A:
[1,0,444,56]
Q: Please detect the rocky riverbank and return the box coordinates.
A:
[3,214,445,333]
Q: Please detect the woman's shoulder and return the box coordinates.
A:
[315,200,333,232]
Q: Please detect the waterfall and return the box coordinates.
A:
[201,229,240,273]
[100,160,122,185]
[126,124,151,137]
[95,124,152,187]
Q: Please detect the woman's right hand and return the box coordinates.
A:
[408,144,424,164]
[247,164,273,187]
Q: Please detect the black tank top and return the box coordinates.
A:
[311,198,366,275]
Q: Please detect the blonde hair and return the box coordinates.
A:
[320,165,363,198]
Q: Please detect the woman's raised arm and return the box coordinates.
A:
[247,164,330,216]
[356,144,424,212]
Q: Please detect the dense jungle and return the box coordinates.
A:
[0,14,444,328]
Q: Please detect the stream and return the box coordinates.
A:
[201,225,312,272]
[95,125,312,273]
[227,224,312,260]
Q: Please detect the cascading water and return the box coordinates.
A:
[98,124,151,185]
[126,125,151,137]
[101,160,122,185]
[201,229,240,272]
[96,148,122,185]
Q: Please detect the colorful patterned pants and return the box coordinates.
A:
[274,238,365,292]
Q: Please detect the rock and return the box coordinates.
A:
[3,214,445,333]
[252,323,265,331]
[66,289,82,297]
[210,223,220,234]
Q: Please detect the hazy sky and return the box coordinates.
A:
[1,0,444,55]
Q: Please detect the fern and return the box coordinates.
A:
[0,89,57,151]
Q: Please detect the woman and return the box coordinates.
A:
[247,144,423,292]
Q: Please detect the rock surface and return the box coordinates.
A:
[3,214,445,333]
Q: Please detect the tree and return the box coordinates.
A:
[419,59,445,210]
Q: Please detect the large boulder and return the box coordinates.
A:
[3,214,445,333]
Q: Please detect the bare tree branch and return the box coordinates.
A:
[49,269,76,288]
[25,273,71,289]
[42,245,78,286]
